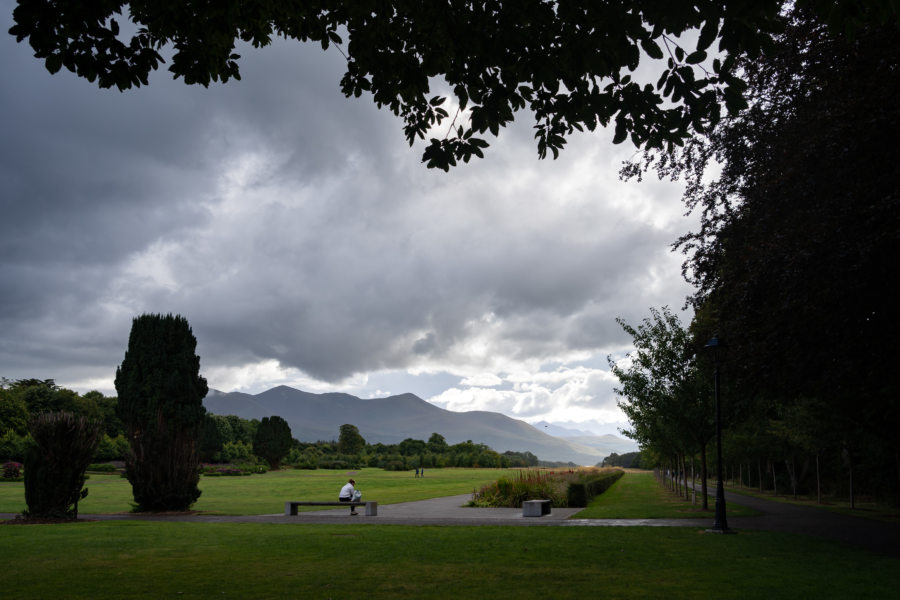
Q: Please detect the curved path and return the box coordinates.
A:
[4,489,898,557]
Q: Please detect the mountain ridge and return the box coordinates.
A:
[203,386,636,465]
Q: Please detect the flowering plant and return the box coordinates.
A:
[2,461,23,479]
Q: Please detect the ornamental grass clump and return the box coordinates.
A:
[471,469,617,508]
[470,468,625,508]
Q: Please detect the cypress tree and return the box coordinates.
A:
[24,411,102,519]
[115,314,208,511]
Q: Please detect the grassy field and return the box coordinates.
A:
[0,467,520,515]
[4,518,898,599]
[573,470,759,518]
[3,469,898,599]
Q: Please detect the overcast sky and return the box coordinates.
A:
[1,4,697,436]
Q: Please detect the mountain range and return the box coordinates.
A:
[203,386,637,465]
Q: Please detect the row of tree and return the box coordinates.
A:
[2,379,543,472]
[613,7,899,508]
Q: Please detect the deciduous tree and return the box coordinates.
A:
[12,1,896,169]
[609,307,714,507]
[338,423,366,456]
[627,8,900,502]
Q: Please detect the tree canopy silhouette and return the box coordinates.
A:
[10,1,897,169]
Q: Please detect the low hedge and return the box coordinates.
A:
[566,469,624,507]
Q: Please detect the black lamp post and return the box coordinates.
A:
[705,335,733,533]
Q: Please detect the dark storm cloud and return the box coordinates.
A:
[1,2,694,405]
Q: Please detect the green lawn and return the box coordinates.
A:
[3,520,897,599]
[0,467,519,515]
[3,469,897,599]
[573,470,759,519]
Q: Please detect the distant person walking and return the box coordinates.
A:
[339,478,358,515]
[415,468,419,478]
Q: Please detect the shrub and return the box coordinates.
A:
[93,434,129,461]
[216,440,253,463]
[471,468,624,508]
[3,461,23,479]
[200,462,267,476]
[87,463,117,472]
[566,469,625,507]
[318,459,350,470]
[0,430,33,462]
[24,411,102,519]
[292,461,318,470]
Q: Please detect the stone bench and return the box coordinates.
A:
[285,501,378,516]
[522,499,552,517]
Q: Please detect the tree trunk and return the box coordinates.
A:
[690,456,696,505]
[771,461,778,497]
[700,443,709,510]
[758,459,763,493]
[848,452,855,510]
[816,453,822,504]
[894,446,900,498]
[786,458,797,499]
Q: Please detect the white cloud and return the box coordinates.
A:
[427,363,629,433]
[460,373,504,387]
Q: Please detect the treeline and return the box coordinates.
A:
[599,452,645,469]
[204,418,540,470]
[611,10,899,509]
[0,378,127,463]
[1,379,539,470]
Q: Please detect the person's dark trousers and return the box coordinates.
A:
[339,497,356,514]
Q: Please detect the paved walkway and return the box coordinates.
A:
[4,489,898,557]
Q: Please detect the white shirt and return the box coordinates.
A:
[339,482,355,499]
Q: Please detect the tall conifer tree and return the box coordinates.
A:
[115,314,208,511]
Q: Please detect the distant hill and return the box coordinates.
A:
[531,421,638,457]
[204,386,625,465]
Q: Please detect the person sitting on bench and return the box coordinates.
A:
[339,478,358,515]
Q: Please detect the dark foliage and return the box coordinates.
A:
[253,416,293,469]
[115,314,208,511]
[23,412,101,519]
[14,2,896,168]
[566,470,625,508]
[601,451,644,469]
[624,8,900,503]
[337,423,366,456]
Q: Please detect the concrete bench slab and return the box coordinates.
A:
[522,499,552,517]
[285,501,378,516]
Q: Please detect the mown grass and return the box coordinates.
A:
[0,467,518,515]
[3,470,898,599]
[3,520,898,599]
[572,470,760,519]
